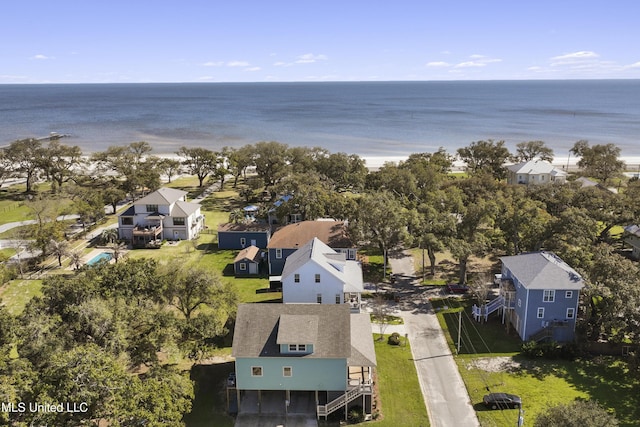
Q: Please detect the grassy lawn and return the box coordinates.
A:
[431,298,640,427]
[0,279,43,315]
[370,336,429,426]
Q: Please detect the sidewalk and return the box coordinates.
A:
[388,250,479,427]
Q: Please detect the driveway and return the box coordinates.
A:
[387,250,479,427]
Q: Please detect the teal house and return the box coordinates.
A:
[231,303,376,421]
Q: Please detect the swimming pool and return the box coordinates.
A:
[87,252,113,266]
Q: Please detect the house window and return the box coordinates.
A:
[240,237,246,247]
[316,293,322,304]
[543,290,555,302]
[145,204,158,213]
[122,217,133,225]
[173,217,185,226]
[315,274,320,283]
[518,298,521,308]
[251,366,263,377]
[239,263,247,271]
[566,308,575,319]
[283,367,292,377]
[347,249,356,260]
[537,307,545,318]
[288,344,306,352]
[565,291,573,298]
[335,294,341,304]
[294,274,300,283]
[275,249,282,259]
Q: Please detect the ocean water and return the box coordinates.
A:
[1,80,639,163]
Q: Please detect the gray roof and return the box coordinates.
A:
[348,313,377,367]
[281,238,364,293]
[507,160,566,176]
[232,304,351,359]
[500,251,584,290]
[171,200,201,217]
[136,187,187,206]
[276,314,319,345]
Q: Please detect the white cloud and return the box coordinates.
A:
[626,61,640,69]
[455,61,486,68]
[227,61,250,67]
[273,61,287,67]
[203,61,224,67]
[454,55,502,68]
[31,54,52,60]
[552,51,599,62]
[426,61,451,68]
[245,67,261,72]
[295,53,328,64]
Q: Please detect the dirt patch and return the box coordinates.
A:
[467,356,523,373]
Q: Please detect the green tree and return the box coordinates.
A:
[570,140,625,185]
[3,138,43,193]
[513,140,554,162]
[48,239,70,267]
[157,157,183,183]
[495,186,550,254]
[177,146,218,187]
[457,139,511,180]
[38,140,84,193]
[225,144,255,187]
[534,399,619,427]
[253,141,290,189]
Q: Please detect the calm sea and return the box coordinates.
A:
[1,80,639,163]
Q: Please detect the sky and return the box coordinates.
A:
[3,0,640,83]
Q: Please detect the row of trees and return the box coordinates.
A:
[0,258,237,426]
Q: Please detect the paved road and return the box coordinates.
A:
[388,250,480,427]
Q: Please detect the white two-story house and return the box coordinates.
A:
[281,237,364,312]
[118,187,204,248]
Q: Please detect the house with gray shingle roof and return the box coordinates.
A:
[281,237,364,312]
[118,187,204,247]
[506,160,567,185]
[497,251,584,342]
[231,303,376,420]
[624,224,640,260]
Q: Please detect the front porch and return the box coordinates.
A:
[132,215,164,248]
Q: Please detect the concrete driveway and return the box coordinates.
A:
[388,250,480,427]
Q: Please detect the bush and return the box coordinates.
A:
[521,340,578,360]
[388,332,401,346]
[347,406,365,424]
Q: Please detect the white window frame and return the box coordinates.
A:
[565,291,573,299]
[283,366,292,377]
[518,298,521,308]
[347,249,356,260]
[537,307,545,319]
[288,344,306,353]
[566,308,575,319]
[543,290,555,303]
[240,237,246,247]
[275,248,282,259]
[251,366,263,377]
[239,263,247,271]
[315,274,320,283]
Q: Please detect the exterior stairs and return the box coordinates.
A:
[316,383,372,418]
[472,295,504,322]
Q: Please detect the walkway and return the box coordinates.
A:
[387,250,479,427]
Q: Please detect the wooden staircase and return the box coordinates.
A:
[317,383,372,418]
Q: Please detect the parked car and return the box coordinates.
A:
[227,372,236,387]
[483,393,522,409]
[446,283,469,294]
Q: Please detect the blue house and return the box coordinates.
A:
[475,251,584,343]
[217,222,271,250]
[267,220,356,278]
[231,303,376,420]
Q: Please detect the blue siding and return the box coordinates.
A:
[268,248,297,275]
[218,231,269,249]
[236,357,347,391]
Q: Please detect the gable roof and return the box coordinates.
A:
[507,160,566,177]
[232,304,351,359]
[348,313,377,367]
[234,245,261,263]
[500,251,584,290]
[218,222,271,233]
[276,314,319,345]
[267,220,353,249]
[281,238,364,292]
[171,200,201,217]
[136,187,187,206]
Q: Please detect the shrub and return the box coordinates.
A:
[347,406,365,424]
[521,340,578,360]
[388,332,401,346]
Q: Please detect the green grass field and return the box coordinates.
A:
[0,279,43,315]
[432,297,640,427]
